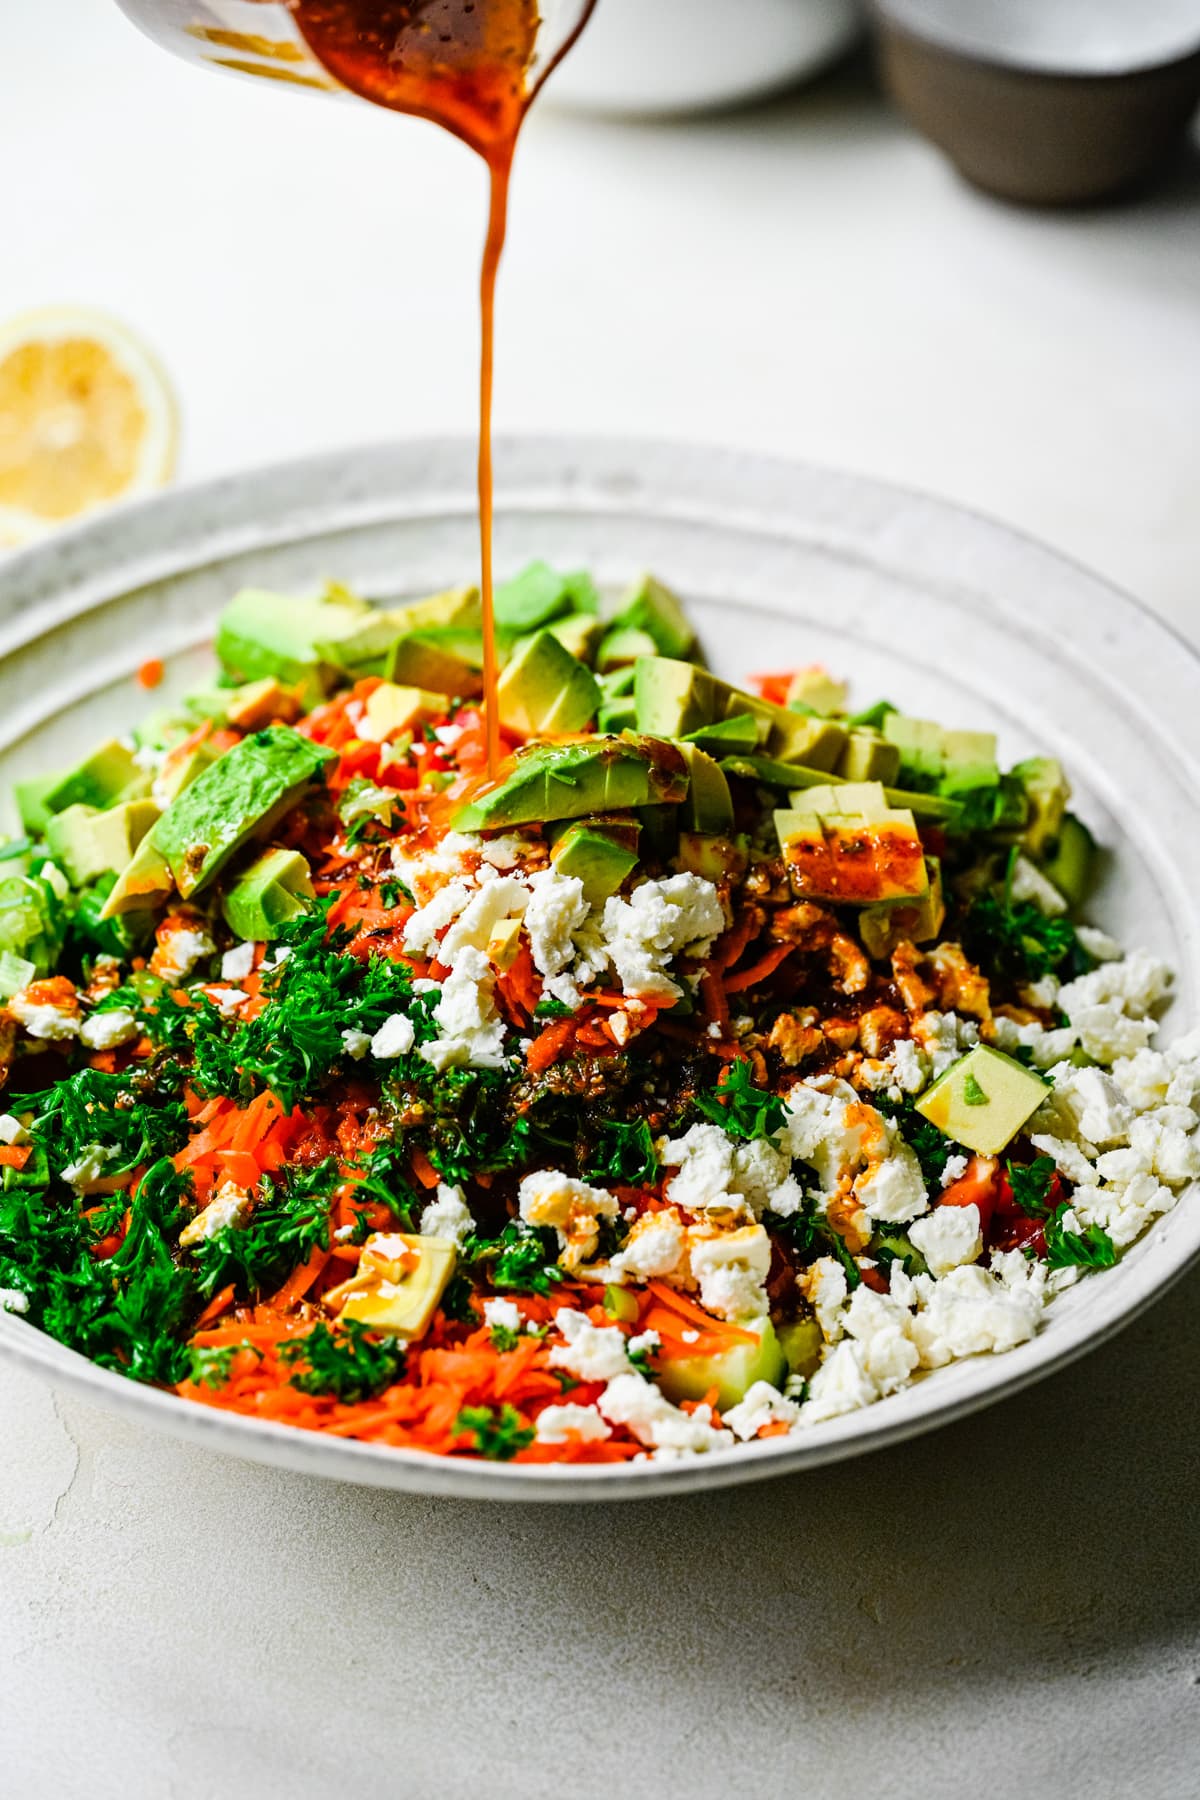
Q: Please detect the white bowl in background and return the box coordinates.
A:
[545,0,864,115]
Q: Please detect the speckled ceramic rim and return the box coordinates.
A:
[1,435,1197,1501]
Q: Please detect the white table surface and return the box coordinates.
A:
[2,5,1199,1797]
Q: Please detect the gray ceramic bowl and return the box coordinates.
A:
[873,0,1200,204]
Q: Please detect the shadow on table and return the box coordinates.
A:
[344,1261,1200,1699]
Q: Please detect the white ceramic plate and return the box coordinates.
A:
[1,435,1198,1501]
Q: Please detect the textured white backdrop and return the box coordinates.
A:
[1,3,1199,1796]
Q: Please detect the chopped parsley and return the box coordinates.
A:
[875,1095,963,1187]
[189,1340,261,1389]
[1005,1155,1116,1269]
[694,1058,787,1143]
[187,1159,337,1300]
[454,1403,534,1461]
[961,856,1083,989]
[461,1220,562,1294]
[765,1201,861,1289]
[584,1118,658,1187]
[280,1319,407,1403]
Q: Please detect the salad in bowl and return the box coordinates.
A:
[0,562,1194,1466]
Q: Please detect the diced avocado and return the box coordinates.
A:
[603,1284,640,1324]
[316,587,483,679]
[224,677,302,732]
[14,774,62,837]
[358,682,446,744]
[133,708,193,753]
[70,875,155,957]
[676,832,748,884]
[0,838,32,877]
[837,731,902,785]
[99,836,175,918]
[777,1316,823,1380]
[221,847,314,941]
[859,857,945,958]
[609,574,696,661]
[597,698,638,734]
[494,561,578,633]
[718,752,962,823]
[1012,756,1071,857]
[149,726,336,899]
[386,628,487,697]
[848,699,895,731]
[45,800,159,889]
[867,1229,928,1279]
[656,1318,786,1412]
[215,588,372,701]
[42,740,147,817]
[497,631,600,736]
[684,713,761,757]
[915,1045,1047,1156]
[710,680,846,769]
[453,735,688,832]
[598,665,637,702]
[597,626,658,672]
[0,950,35,1001]
[486,916,524,972]
[0,873,65,977]
[775,782,927,904]
[551,823,639,903]
[1040,813,1095,911]
[786,668,848,715]
[546,613,604,663]
[332,1234,458,1335]
[633,656,716,739]
[678,745,733,835]
[883,714,999,826]
[155,737,223,808]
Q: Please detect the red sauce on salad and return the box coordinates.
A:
[289,1,596,778]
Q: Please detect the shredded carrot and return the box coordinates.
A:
[195,1284,236,1328]
[526,1015,577,1073]
[136,658,165,689]
[722,942,795,993]
[0,1145,31,1169]
[409,1146,440,1190]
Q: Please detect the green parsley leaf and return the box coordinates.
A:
[694,1059,787,1144]
[1043,1208,1117,1271]
[454,1403,534,1460]
[461,1220,562,1294]
[187,1159,336,1300]
[280,1319,407,1403]
[584,1118,658,1187]
[1005,1156,1058,1218]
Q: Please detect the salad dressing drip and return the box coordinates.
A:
[289,0,592,779]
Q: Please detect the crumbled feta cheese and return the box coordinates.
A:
[418,1183,474,1245]
[662,1123,742,1213]
[483,1296,522,1335]
[722,1380,801,1441]
[439,876,529,966]
[940,1153,969,1189]
[220,942,257,982]
[1075,925,1122,963]
[8,994,80,1040]
[179,1180,252,1247]
[78,1007,139,1051]
[841,1286,920,1394]
[804,1256,849,1342]
[0,1112,29,1146]
[1050,1064,1134,1147]
[0,1288,30,1316]
[1009,855,1067,916]
[800,1340,880,1424]
[853,1127,928,1224]
[689,1225,772,1320]
[152,925,215,984]
[1070,1173,1177,1248]
[1058,950,1172,1022]
[909,1203,983,1277]
[598,1372,733,1454]
[628,1327,660,1358]
[370,1012,416,1059]
[419,946,507,1072]
[60,1144,115,1193]
[600,873,724,1002]
[402,878,474,958]
[535,1402,611,1444]
[341,1028,372,1060]
[518,1169,618,1269]
[548,1307,633,1381]
[911,1264,1044,1367]
[609,1209,686,1281]
[524,865,590,985]
[886,1038,930,1095]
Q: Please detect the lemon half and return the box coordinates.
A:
[0,306,177,546]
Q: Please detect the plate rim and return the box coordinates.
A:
[2,430,1198,1501]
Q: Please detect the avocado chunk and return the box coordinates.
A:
[14,773,63,836]
[597,626,659,672]
[597,697,637,734]
[786,668,848,715]
[545,612,604,664]
[223,677,303,732]
[221,846,315,941]
[708,679,847,768]
[215,588,373,702]
[358,682,446,744]
[494,561,590,633]
[452,735,689,832]
[717,752,963,823]
[149,726,336,899]
[775,782,927,904]
[1039,813,1095,910]
[883,714,1000,827]
[609,574,696,660]
[684,712,761,757]
[497,631,600,736]
[836,731,902,785]
[676,831,748,884]
[1012,756,1071,857]
[678,745,734,835]
[328,1233,459,1335]
[656,1318,786,1411]
[318,588,484,680]
[42,740,147,817]
[155,737,223,807]
[859,857,945,958]
[551,822,639,903]
[915,1045,1048,1156]
[633,656,716,739]
[598,665,637,702]
[777,1316,823,1380]
[45,800,159,889]
[386,628,488,697]
[0,872,66,977]
[99,836,176,918]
